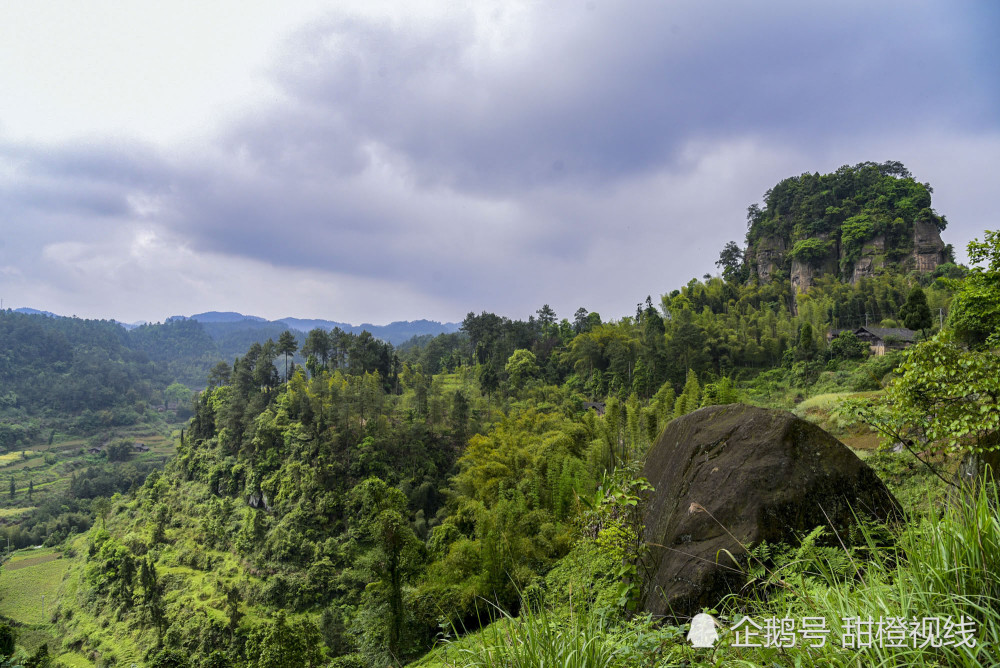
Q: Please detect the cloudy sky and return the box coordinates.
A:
[2,1,998,325]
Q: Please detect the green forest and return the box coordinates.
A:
[0,162,998,667]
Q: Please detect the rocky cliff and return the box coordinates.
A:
[744,161,949,295]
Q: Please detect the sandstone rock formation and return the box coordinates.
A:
[912,220,947,273]
[753,236,786,283]
[790,236,840,294]
[850,235,887,283]
[640,404,902,620]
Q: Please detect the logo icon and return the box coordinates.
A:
[688,612,719,647]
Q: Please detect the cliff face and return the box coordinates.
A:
[753,226,944,293]
[754,236,787,283]
[851,235,887,283]
[790,234,840,293]
[746,162,949,296]
[912,220,947,272]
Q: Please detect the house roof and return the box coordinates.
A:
[855,326,917,342]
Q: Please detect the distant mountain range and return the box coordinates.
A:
[15,308,461,346]
[12,307,60,318]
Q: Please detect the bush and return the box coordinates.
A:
[849,352,902,391]
[829,331,868,360]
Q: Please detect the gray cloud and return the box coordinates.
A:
[260,1,997,190]
[2,1,999,323]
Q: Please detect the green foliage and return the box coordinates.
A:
[504,349,539,391]
[0,623,15,659]
[718,481,1000,667]
[856,332,1000,457]
[715,240,747,283]
[542,541,621,615]
[164,382,193,409]
[795,322,818,361]
[700,377,738,407]
[788,237,833,265]
[0,310,163,416]
[348,478,423,662]
[839,213,876,264]
[745,161,945,281]
[949,229,1000,348]
[104,438,133,462]
[577,469,653,613]
[445,602,635,668]
[245,611,323,668]
[828,330,867,360]
[673,369,700,418]
[899,285,933,332]
[847,351,902,391]
[85,531,137,609]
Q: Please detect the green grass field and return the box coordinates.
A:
[54,652,94,668]
[0,506,36,519]
[0,547,71,625]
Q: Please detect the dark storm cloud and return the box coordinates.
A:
[257,1,997,192]
[1,139,171,218]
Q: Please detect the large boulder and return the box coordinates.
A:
[641,403,902,620]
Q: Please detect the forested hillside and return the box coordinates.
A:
[0,312,164,438]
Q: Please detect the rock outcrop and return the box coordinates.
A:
[912,220,946,273]
[754,236,787,283]
[640,404,902,620]
[850,235,887,283]
[790,236,840,294]
[744,163,950,301]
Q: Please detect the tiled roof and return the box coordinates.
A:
[855,326,917,342]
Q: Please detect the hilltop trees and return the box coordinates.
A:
[302,328,331,376]
[743,161,948,281]
[716,240,747,283]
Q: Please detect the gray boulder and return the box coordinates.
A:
[641,403,901,619]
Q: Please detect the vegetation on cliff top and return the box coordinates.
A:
[739,161,951,280]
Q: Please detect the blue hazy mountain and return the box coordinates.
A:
[15,307,459,347]
[14,307,60,317]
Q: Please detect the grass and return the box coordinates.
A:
[55,553,147,668]
[54,651,95,667]
[793,391,880,439]
[0,506,36,519]
[0,548,71,625]
[426,605,631,668]
[714,481,1000,667]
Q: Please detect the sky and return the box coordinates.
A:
[2,1,999,325]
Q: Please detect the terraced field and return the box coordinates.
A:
[0,547,68,625]
[0,422,178,529]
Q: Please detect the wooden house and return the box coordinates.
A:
[852,326,917,356]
